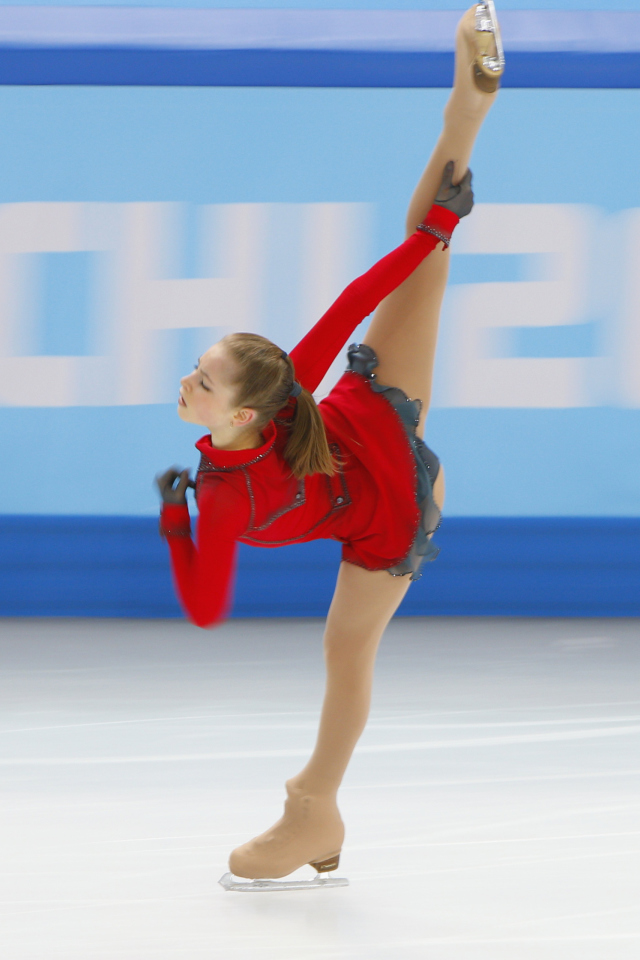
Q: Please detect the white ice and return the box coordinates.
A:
[1,616,639,960]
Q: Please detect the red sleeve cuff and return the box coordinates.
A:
[423,205,460,232]
[159,503,191,538]
[416,205,460,247]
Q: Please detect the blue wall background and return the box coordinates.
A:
[1,4,640,617]
[2,86,640,517]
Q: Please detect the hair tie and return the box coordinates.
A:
[289,381,302,398]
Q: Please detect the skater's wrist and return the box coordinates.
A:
[159,502,191,539]
[421,205,460,233]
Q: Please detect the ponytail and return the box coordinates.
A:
[223,333,336,480]
[284,386,336,479]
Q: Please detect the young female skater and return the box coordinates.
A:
[157,4,503,885]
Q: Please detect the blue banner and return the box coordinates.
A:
[0,84,639,519]
[0,7,639,617]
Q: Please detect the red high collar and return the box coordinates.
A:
[195,420,278,471]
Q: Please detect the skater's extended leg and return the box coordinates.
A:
[404,7,498,235]
[365,5,499,431]
[228,563,410,879]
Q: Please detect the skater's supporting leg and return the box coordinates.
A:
[228,564,409,879]
[291,562,410,795]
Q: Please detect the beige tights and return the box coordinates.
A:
[229,5,499,880]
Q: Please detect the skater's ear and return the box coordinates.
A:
[232,406,258,427]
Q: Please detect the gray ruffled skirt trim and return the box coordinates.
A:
[346,343,441,581]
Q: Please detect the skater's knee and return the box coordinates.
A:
[323,627,382,668]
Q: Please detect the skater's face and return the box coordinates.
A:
[177,342,258,441]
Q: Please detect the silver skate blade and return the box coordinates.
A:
[219,871,349,892]
[475,0,505,71]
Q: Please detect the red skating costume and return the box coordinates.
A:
[160,204,458,627]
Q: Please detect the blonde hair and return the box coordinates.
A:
[223,333,336,479]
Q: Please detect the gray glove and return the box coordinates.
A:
[156,467,195,505]
[434,161,474,219]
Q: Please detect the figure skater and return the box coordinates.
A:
[157,3,503,887]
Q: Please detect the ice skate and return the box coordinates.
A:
[220,781,347,891]
[471,1,505,92]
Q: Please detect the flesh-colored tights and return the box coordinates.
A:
[228,5,498,879]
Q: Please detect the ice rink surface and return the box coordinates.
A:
[1,615,639,959]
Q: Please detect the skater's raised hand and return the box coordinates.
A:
[434,161,474,219]
[156,466,195,505]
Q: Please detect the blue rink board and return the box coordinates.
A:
[1,515,640,619]
[0,50,639,88]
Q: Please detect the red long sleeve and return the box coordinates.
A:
[160,480,251,628]
[290,205,459,393]
[161,204,459,628]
